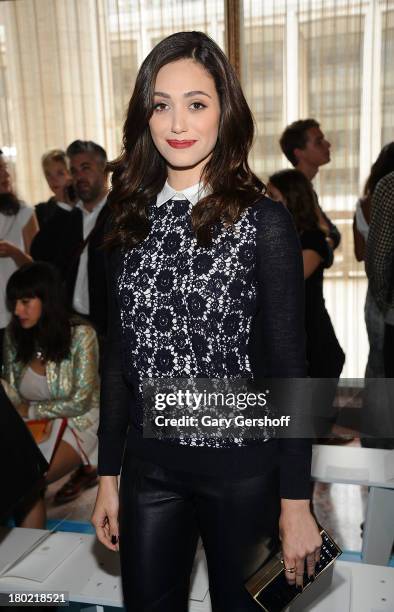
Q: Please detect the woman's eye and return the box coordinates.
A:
[153,102,168,112]
[190,102,206,111]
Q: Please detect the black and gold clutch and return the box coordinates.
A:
[245,529,341,612]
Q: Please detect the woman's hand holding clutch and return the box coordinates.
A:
[279,499,322,589]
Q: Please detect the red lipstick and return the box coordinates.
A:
[166,140,197,149]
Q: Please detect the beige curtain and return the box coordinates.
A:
[0,0,224,203]
[0,0,117,203]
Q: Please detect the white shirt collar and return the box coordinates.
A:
[76,194,107,215]
[156,180,208,207]
[56,201,73,212]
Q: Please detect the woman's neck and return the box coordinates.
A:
[166,159,207,191]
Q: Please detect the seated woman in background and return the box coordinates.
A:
[0,150,38,368]
[2,262,99,527]
[268,169,345,434]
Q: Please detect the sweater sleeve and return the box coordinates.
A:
[254,199,312,499]
[97,249,132,475]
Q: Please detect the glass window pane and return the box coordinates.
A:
[381,8,394,143]
[243,3,285,176]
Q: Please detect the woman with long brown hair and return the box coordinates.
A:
[268,169,345,439]
[268,169,345,380]
[92,31,321,611]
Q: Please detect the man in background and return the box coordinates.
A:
[59,139,110,340]
[279,118,340,249]
[53,140,110,504]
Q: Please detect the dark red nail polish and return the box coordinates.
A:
[111,535,118,545]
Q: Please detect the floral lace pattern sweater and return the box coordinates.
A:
[98,196,312,499]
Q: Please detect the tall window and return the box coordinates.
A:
[300,15,363,212]
[243,13,285,176]
[382,7,394,143]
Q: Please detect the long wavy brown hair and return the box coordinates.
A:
[363,141,394,200]
[268,169,319,234]
[107,31,265,249]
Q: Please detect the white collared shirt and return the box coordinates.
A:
[72,196,107,315]
[56,201,73,212]
[156,180,208,207]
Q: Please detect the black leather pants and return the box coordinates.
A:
[119,455,280,612]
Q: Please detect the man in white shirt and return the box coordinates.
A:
[54,140,110,505]
[59,140,110,338]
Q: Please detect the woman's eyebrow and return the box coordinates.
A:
[153,90,212,99]
[184,90,212,99]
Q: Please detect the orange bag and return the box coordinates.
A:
[26,419,53,444]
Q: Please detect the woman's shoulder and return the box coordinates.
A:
[246,195,292,229]
[70,321,98,345]
[16,201,34,226]
[355,198,369,230]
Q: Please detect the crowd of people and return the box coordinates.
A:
[0,29,393,610]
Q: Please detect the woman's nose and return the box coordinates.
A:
[14,301,23,316]
[171,108,187,134]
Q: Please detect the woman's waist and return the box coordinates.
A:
[125,426,278,479]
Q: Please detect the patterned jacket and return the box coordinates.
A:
[365,171,394,314]
[2,323,99,431]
